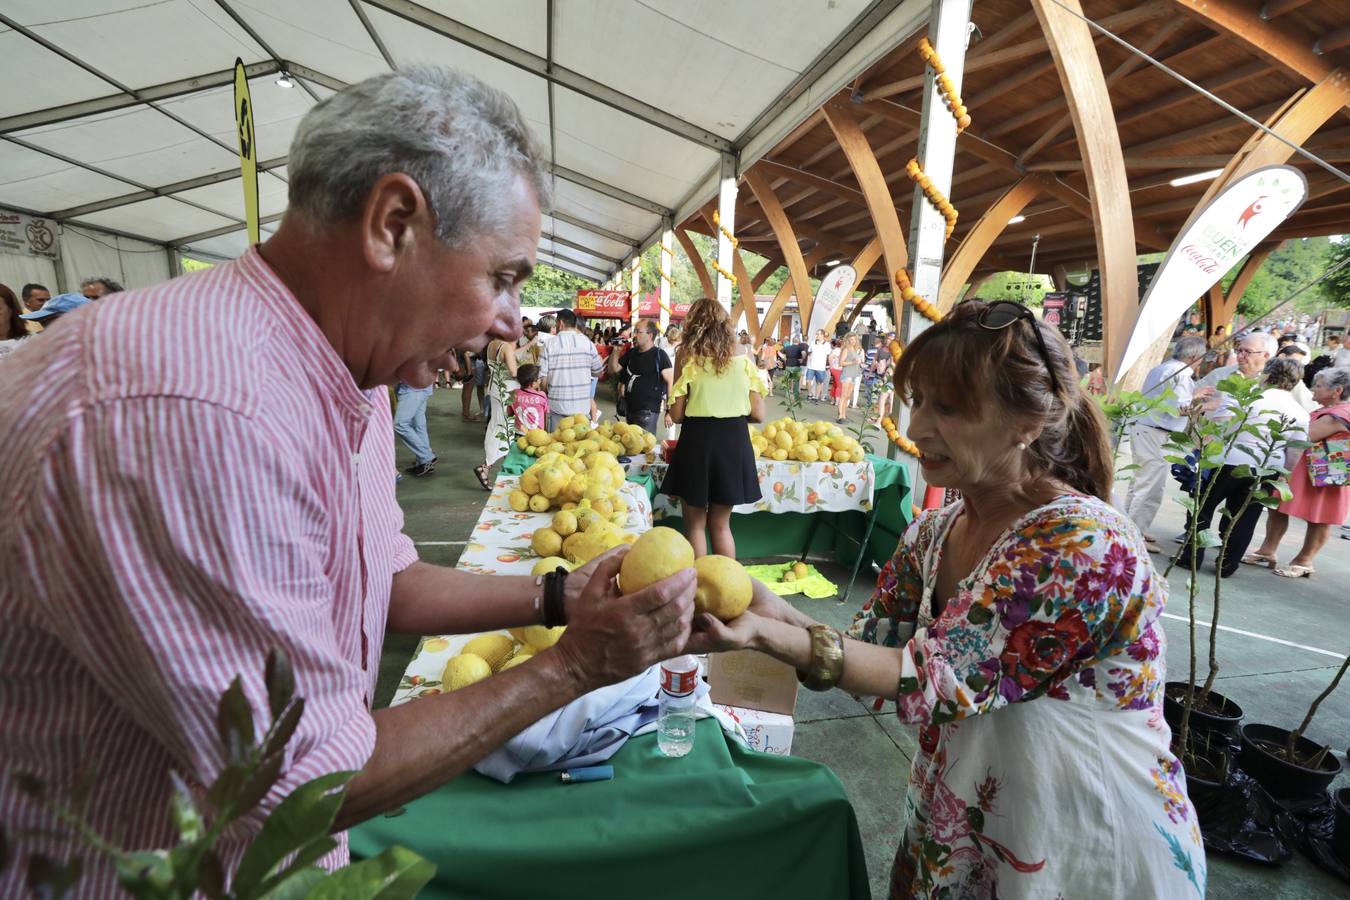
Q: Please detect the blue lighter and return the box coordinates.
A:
[559,765,614,783]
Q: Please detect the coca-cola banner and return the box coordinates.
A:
[575,289,631,318]
[1114,165,1306,379]
[636,291,691,319]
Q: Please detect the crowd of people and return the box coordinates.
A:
[1126,323,1350,578]
[4,61,1347,900]
[0,277,124,361]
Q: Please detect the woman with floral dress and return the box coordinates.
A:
[691,300,1203,898]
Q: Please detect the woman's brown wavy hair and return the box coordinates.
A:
[893,299,1114,501]
[680,297,735,374]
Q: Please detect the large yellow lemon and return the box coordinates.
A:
[619,526,695,593]
[520,625,565,649]
[498,653,532,672]
[526,428,551,447]
[442,653,492,690]
[693,555,753,620]
[461,633,515,671]
[532,556,572,576]
[552,510,578,537]
[508,489,530,512]
[531,527,563,557]
[528,493,552,513]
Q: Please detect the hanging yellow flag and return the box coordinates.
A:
[233,58,260,245]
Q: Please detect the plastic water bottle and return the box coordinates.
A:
[657,655,699,758]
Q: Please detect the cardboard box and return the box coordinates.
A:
[713,703,795,756]
[708,650,799,755]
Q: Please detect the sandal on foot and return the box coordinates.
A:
[1240,552,1276,567]
[1272,565,1314,578]
[474,464,492,490]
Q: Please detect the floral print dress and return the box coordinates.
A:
[850,494,1204,899]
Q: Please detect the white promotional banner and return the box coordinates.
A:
[806,264,858,338]
[1114,165,1306,380]
[0,209,59,260]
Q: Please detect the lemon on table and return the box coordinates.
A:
[532,556,571,576]
[552,510,578,536]
[693,555,753,621]
[528,493,552,513]
[499,653,532,672]
[461,633,515,671]
[442,653,492,690]
[520,625,565,649]
[619,526,695,593]
[532,527,563,557]
[508,489,530,512]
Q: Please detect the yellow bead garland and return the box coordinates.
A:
[917,38,971,133]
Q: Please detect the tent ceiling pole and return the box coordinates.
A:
[1,135,247,227]
[546,165,671,216]
[0,11,252,158]
[346,0,398,69]
[538,250,606,279]
[0,61,279,134]
[548,210,637,248]
[714,152,739,308]
[362,0,731,153]
[541,233,621,266]
[175,212,284,246]
[49,156,289,220]
[211,0,321,102]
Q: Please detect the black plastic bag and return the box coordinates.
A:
[1276,792,1350,884]
[1190,764,1293,865]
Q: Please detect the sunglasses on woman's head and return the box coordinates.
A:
[974,300,1063,395]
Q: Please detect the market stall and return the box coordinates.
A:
[350,472,870,897]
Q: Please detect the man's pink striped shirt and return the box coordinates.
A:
[0,248,417,894]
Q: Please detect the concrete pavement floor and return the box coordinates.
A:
[378,378,1349,898]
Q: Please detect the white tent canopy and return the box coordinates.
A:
[1,0,927,292]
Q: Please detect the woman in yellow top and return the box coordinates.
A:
[663,298,766,558]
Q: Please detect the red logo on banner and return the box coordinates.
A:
[575,290,631,318]
[636,291,690,319]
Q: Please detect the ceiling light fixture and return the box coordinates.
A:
[1008,215,1026,224]
[1169,168,1222,187]
[276,71,295,89]
[825,259,840,266]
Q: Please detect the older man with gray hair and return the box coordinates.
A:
[0,67,704,894]
[1125,334,1207,549]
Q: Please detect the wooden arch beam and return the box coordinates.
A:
[822,101,910,332]
[1174,0,1344,95]
[938,178,1042,313]
[1205,243,1279,338]
[760,247,831,340]
[1032,0,1139,379]
[674,228,714,298]
[744,168,817,330]
[731,247,761,339]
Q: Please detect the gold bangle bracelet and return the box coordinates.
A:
[798,624,844,692]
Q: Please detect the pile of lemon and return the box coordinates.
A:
[529,504,635,566]
[508,450,629,514]
[440,626,566,690]
[516,417,657,460]
[750,418,866,463]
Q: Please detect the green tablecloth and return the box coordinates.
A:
[349,721,868,900]
[661,454,913,574]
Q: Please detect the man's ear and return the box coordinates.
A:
[360,173,433,273]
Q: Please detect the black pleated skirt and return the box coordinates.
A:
[660,415,762,509]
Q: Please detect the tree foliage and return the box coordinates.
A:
[1223,236,1332,317]
[520,263,593,307]
[1320,237,1350,310]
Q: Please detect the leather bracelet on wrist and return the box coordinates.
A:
[542,568,569,627]
[798,624,844,692]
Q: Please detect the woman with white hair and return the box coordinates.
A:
[1246,366,1350,577]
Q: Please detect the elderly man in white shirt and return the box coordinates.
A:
[1124,335,1207,550]
[1177,355,1310,577]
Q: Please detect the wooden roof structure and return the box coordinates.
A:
[672,0,1350,368]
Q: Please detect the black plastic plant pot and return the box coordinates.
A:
[1334,788,1350,862]
[1238,723,1344,800]
[1163,682,1244,738]
[1182,744,1229,805]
